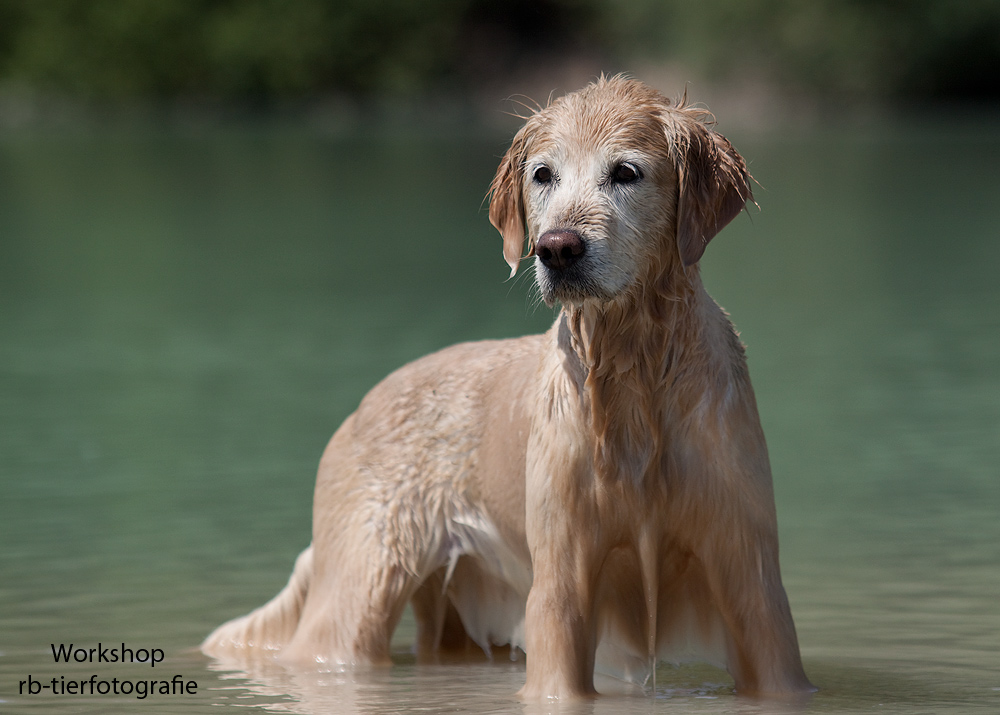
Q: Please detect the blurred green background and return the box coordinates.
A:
[0,0,998,108]
[2,4,999,714]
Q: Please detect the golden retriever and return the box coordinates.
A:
[203,75,814,700]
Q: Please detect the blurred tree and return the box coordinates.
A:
[0,1,209,97]
[0,0,597,101]
[598,0,1000,100]
[0,0,996,103]
[200,0,472,97]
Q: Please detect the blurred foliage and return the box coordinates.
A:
[0,0,997,102]
[602,0,1000,100]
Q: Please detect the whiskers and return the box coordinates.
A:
[504,258,548,314]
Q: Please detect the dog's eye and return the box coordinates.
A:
[611,163,642,184]
[533,166,553,184]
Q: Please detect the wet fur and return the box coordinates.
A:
[203,76,813,700]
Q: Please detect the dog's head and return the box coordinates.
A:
[489,76,752,307]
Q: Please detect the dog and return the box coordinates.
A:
[203,75,814,701]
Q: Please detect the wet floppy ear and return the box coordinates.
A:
[674,121,753,266]
[488,126,532,277]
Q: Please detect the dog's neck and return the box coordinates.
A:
[564,265,705,377]
[561,268,712,484]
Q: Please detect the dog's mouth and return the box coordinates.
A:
[534,257,620,307]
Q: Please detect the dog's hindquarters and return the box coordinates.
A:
[203,337,540,667]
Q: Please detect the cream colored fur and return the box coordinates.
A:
[203,76,814,701]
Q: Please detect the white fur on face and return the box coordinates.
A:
[524,133,675,307]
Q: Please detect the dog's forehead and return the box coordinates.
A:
[530,86,671,162]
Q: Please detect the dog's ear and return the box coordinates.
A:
[489,125,533,277]
[674,121,752,266]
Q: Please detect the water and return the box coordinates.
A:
[1,112,999,714]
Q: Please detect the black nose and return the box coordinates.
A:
[536,230,585,271]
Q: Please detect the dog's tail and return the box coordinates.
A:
[201,544,313,659]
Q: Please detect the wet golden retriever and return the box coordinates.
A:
[203,75,813,700]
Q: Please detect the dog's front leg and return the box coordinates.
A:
[520,521,598,700]
[700,523,815,697]
[519,418,599,700]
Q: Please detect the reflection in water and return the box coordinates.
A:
[1,118,999,714]
[207,654,526,715]
[204,651,774,715]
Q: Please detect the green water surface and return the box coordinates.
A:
[1,114,998,714]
